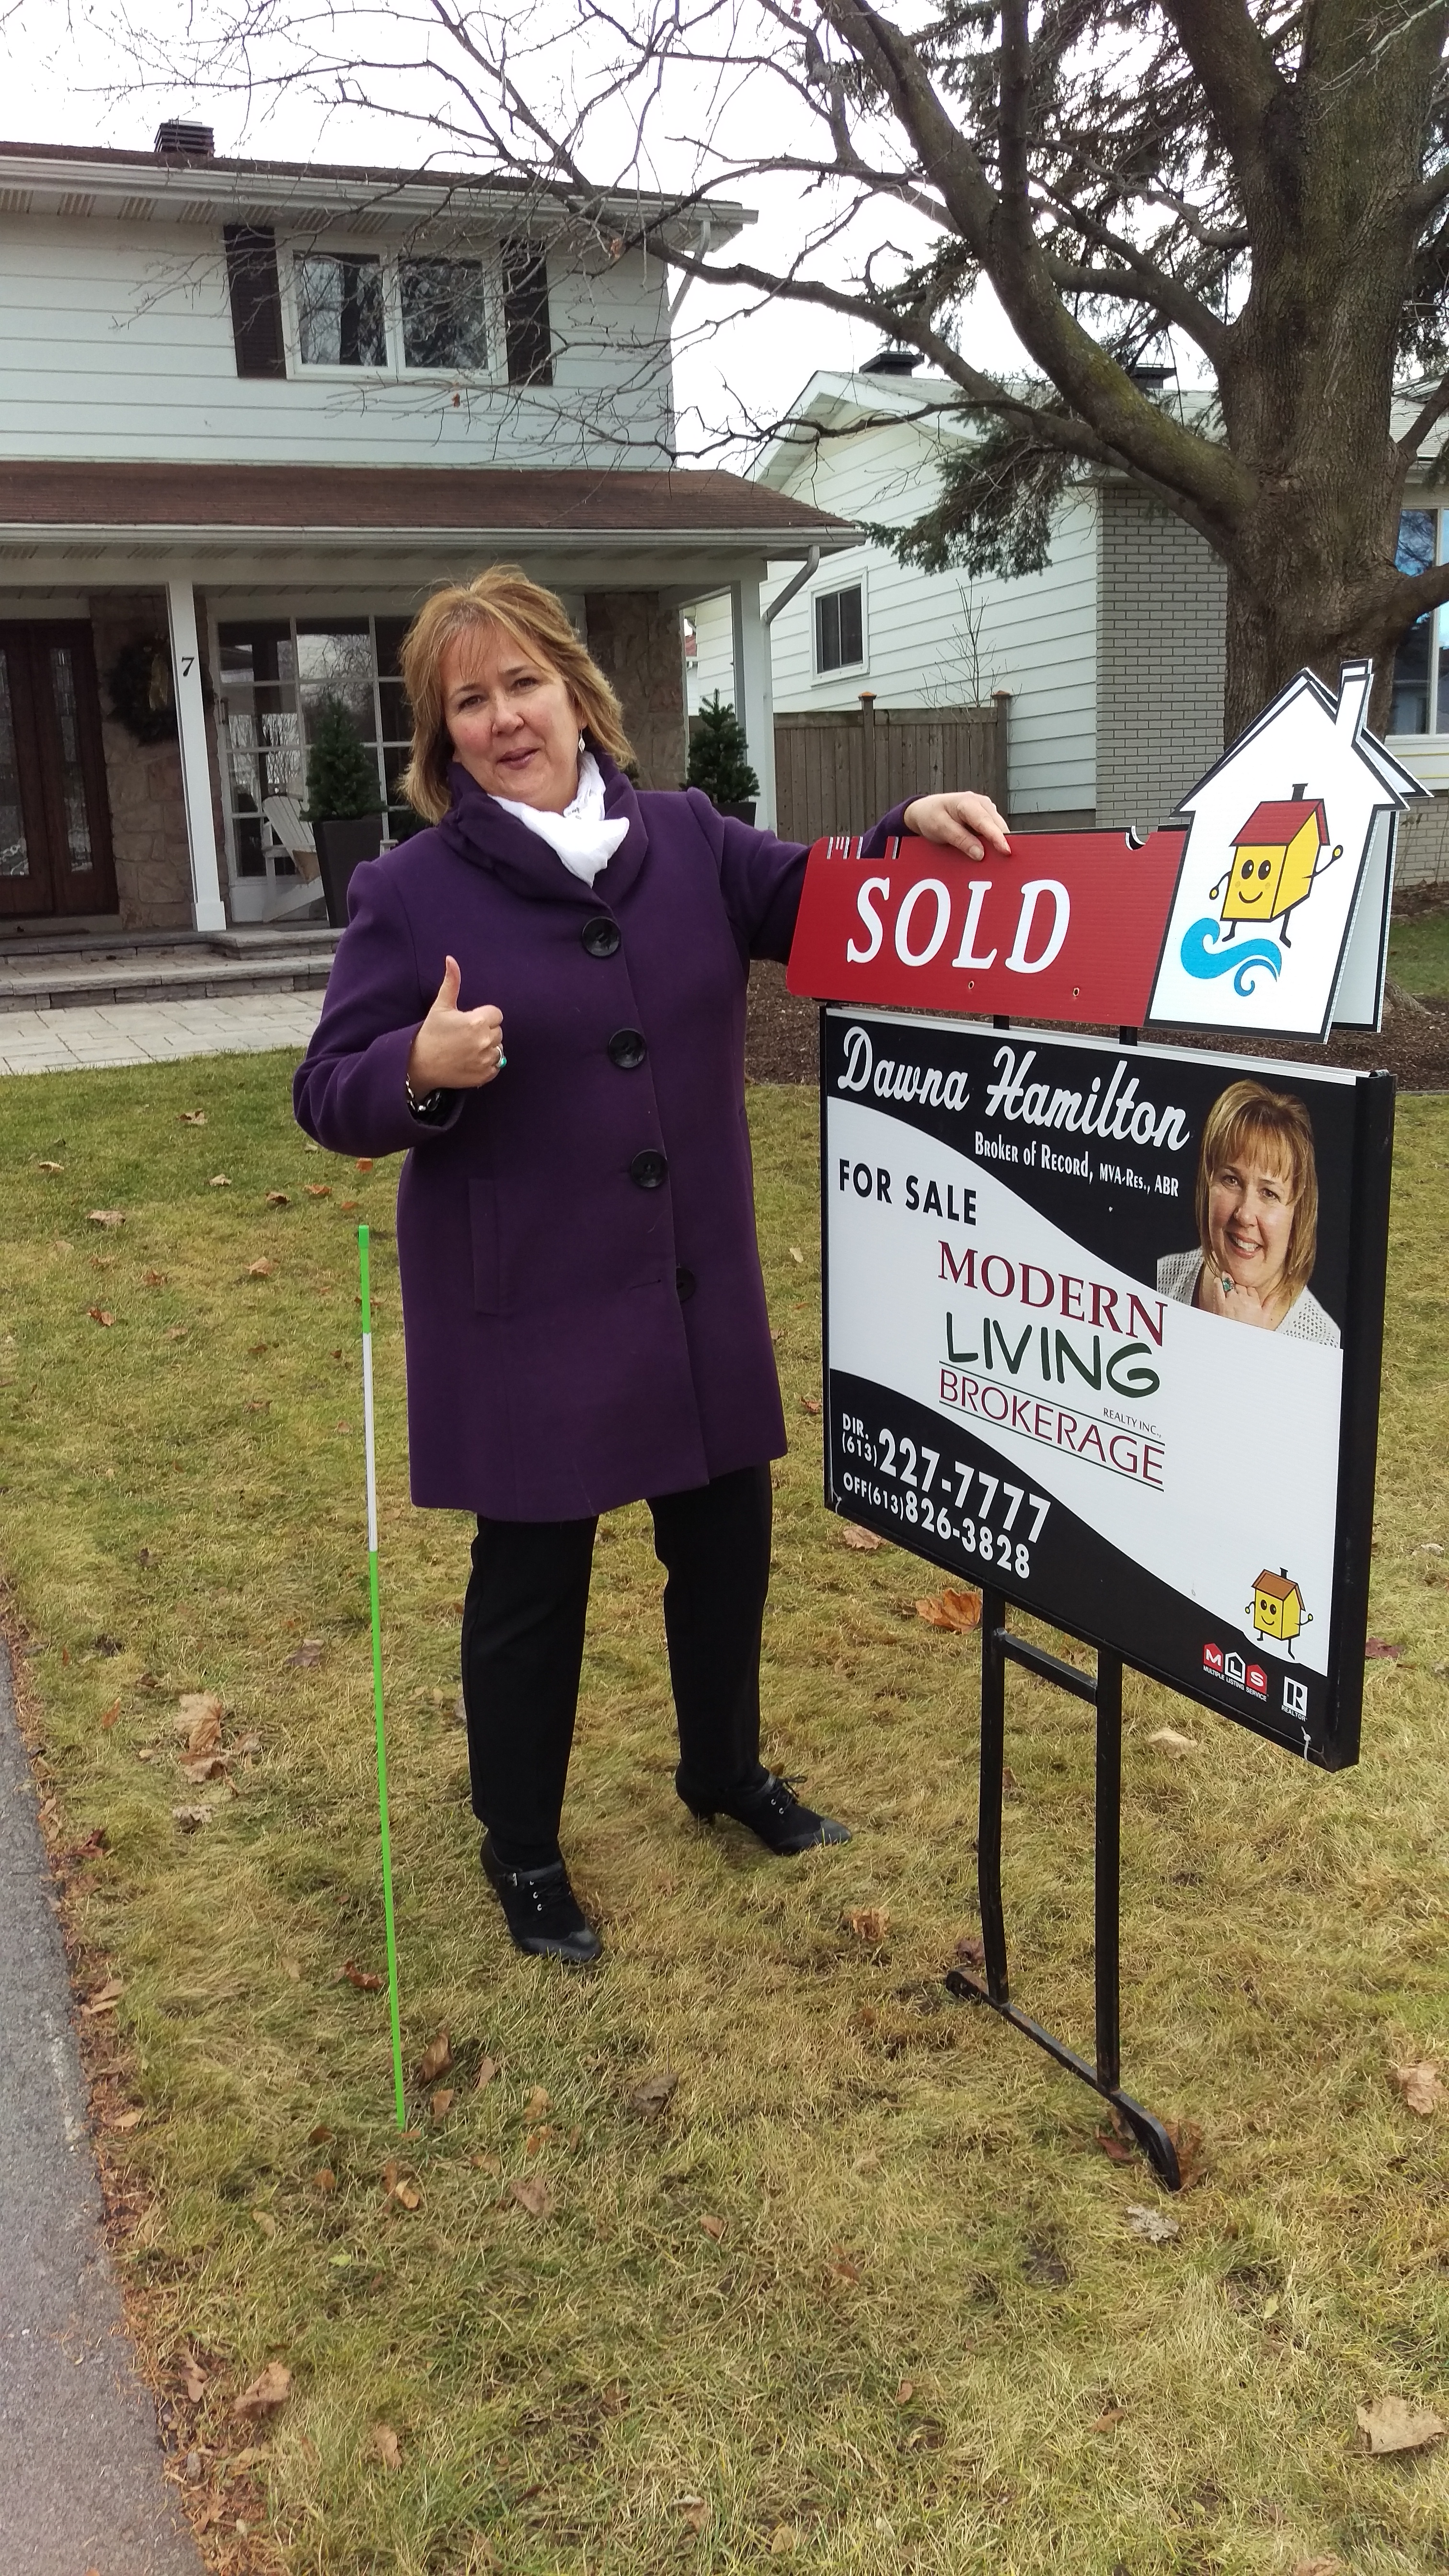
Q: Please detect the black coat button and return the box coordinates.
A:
[581,916,621,958]
[608,1027,646,1070]
[676,1265,696,1301]
[630,1149,668,1189]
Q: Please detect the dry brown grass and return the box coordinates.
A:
[0,1058,1446,2576]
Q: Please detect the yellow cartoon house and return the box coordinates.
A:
[1217,796,1337,943]
[1247,1567,1308,1653]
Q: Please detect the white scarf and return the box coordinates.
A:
[491,749,629,887]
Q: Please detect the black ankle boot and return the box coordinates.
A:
[481,1836,602,1964]
[684,1771,851,1854]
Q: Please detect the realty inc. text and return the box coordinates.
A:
[837,1030,1191,1153]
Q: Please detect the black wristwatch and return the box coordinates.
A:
[405,1076,447,1120]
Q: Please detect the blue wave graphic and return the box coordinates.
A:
[1179,917,1282,996]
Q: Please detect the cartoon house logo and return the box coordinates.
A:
[1246,1567,1312,1658]
[1209,795,1340,947]
[1148,662,1427,1039]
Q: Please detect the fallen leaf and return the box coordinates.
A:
[827,2247,863,2283]
[1365,1637,1404,1660]
[181,1753,227,1783]
[252,2210,277,2240]
[846,1907,890,1942]
[1356,2393,1446,2454]
[953,1932,986,1967]
[286,1639,324,1668]
[340,1198,358,1210]
[176,1691,223,1757]
[305,1184,331,1198]
[314,2167,336,2193]
[141,1270,168,1288]
[1164,2116,1207,2189]
[178,2356,207,2403]
[265,1191,290,1207]
[475,2054,499,2090]
[430,2087,455,2122]
[1090,2406,1130,2431]
[416,2029,452,2084]
[698,2213,725,2241]
[248,1258,275,1279]
[87,1307,115,1327]
[99,1698,120,1731]
[524,2124,554,2155]
[1147,1725,1197,1751]
[36,1159,63,1172]
[799,1396,821,1415]
[895,2379,915,2404]
[172,1805,213,1831]
[839,1522,884,1551]
[355,1157,375,1173]
[1094,2117,1137,2165]
[678,2497,708,2534]
[87,1209,125,1229]
[232,2360,292,2421]
[83,1977,125,2014]
[1125,2202,1181,2245]
[369,2422,402,2470]
[209,1174,230,1188]
[628,2070,678,2119]
[341,1960,382,1991]
[524,2085,550,2119]
[915,1588,982,1633]
[1393,2062,1444,2116]
[308,2122,333,2145]
[392,2180,422,2212]
[789,1246,804,1263]
[180,1110,207,1126]
[163,1325,189,1342]
[510,2174,552,2218]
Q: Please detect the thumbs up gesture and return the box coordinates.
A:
[406,956,505,1093]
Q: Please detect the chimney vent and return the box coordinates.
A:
[154,120,215,162]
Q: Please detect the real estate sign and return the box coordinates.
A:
[820,1008,1393,1769]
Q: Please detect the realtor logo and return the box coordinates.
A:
[1202,1641,1224,1676]
[1282,1675,1309,1720]
[1224,1652,1246,1689]
[1246,1664,1267,1700]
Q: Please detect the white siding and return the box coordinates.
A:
[686,589,736,714]
[756,412,1096,819]
[0,217,674,466]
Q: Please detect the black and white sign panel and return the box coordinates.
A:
[821,1009,1393,1769]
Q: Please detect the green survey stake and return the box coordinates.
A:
[358,1224,406,2129]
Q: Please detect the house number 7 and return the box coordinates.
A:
[181,655,195,676]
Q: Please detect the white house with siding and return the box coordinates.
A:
[0,126,853,935]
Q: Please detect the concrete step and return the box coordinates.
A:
[0,937,339,1015]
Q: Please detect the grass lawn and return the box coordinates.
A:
[1,1054,1447,2576]
[1388,898,1449,997]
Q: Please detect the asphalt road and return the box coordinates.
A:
[0,1641,202,2575]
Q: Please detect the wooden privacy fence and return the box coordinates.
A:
[772,692,1010,843]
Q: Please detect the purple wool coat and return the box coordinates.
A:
[294,752,906,1519]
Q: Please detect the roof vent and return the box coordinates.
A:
[154,120,215,163]
[1127,362,1175,391]
[861,345,921,376]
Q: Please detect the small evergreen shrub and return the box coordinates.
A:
[303,696,383,822]
[687,692,760,806]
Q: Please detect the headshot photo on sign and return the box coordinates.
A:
[1157,1079,1340,1346]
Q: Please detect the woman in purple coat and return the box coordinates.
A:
[294,568,1010,1963]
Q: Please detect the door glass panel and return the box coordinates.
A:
[48,645,93,871]
[218,622,301,878]
[0,652,31,877]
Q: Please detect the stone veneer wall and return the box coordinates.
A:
[88,592,195,931]
[582,591,688,790]
[1094,485,1228,834]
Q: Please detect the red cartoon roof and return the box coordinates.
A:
[1234,798,1328,846]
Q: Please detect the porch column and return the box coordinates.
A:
[165,577,227,932]
[730,568,776,833]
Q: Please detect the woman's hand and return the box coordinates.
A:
[407,955,505,1092]
[903,791,1012,860]
[1196,1267,1279,1329]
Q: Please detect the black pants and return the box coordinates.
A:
[460,1463,772,1867]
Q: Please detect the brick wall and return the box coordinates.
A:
[1394,800,1449,888]
[88,592,195,931]
[582,591,687,791]
[1095,487,1228,833]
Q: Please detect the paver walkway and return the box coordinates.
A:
[0,994,323,1077]
[0,1644,202,2573]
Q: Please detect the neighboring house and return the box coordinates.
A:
[0,125,852,931]
[687,359,1449,882]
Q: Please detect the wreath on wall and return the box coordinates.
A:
[105,639,179,745]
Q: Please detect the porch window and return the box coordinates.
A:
[1390,508,1440,733]
[216,615,415,888]
[401,259,489,371]
[295,253,387,368]
[814,581,864,675]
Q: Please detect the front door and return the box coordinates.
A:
[0,624,118,919]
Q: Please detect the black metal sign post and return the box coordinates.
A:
[943,1584,1181,2190]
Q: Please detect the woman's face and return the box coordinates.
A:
[440,625,582,812]
[1206,1149,1297,1300]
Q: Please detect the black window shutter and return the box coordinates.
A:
[224,226,287,380]
[502,240,553,386]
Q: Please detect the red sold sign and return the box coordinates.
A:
[786,829,1188,1025]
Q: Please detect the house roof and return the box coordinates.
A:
[1235,798,1328,845]
[0,137,751,244]
[1253,1571,1302,1601]
[753,369,967,494]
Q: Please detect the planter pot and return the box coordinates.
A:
[313,813,384,927]
[717,799,757,826]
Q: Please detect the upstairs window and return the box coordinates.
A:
[296,253,387,367]
[400,258,489,371]
[1391,508,1437,734]
[224,226,286,380]
[814,581,864,675]
[502,240,553,385]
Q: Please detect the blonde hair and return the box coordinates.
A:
[1195,1079,1320,1297]
[398,565,633,823]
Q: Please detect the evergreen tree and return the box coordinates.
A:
[303,695,383,822]
[687,693,759,806]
